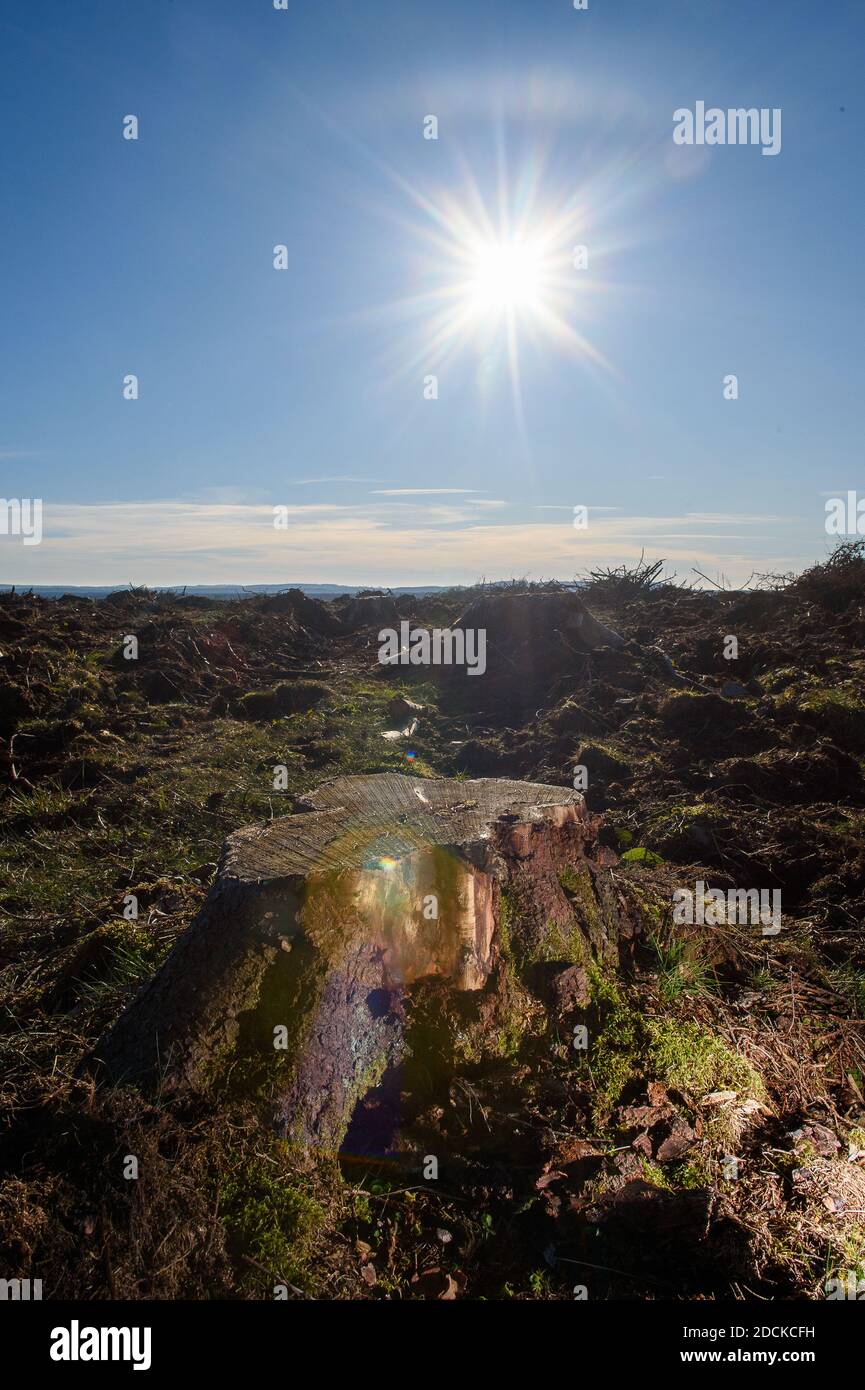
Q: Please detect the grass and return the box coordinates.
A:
[827,963,865,1018]
[77,925,166,1008]
[649,932,718,1002]
[796,687,865,750]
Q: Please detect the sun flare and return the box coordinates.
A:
[378,153,617,435]
[468,237,544,314]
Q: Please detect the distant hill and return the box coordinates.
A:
[0,583,451,601]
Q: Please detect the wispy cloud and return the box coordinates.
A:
[370,488,483,496]
[290,476,378,486]
[0,498,816,587]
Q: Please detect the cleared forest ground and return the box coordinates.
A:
[1,553,864,1300]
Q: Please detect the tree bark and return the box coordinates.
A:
[92,773,631,1151]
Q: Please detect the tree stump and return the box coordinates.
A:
[93,773,631,1152]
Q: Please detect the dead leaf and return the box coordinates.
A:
[410,1267,462,1300]
[701,1090,738,1106]
[536,1169,567,1190]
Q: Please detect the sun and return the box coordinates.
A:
[417,193,608,372]
[468,237,544,314]
[373,153,617,432]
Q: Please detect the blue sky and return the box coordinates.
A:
[1,0,862,585]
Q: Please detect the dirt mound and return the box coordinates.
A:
[235,680,331,720]
[456,588,623,652]
[258,588,343,632]
[337,593,400,631]
[714,745,865,804]
[437,589,624,717]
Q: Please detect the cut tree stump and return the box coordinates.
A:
[92,773,632,1152]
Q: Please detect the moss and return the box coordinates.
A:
[448,889,545,1063]
[497,888,515,960]
[587,1011,640,1115]
[334,1048,392,1142]
[467,889,543,1061]
[847,1126,865,1158]
[578,964,643,1118]
[618,877,666,932]
[639,1158,672,1189]
[74,918,170,1008]
[646,1018,764,1101]
[649,800,722,827]
[453,975,542,1067]
[573,988,764,1135]
[645,801,731,859]
[533,914,590,967]
[796,687,865,748]
[671,1156,714,1189]
[586,960,620,1008]
[658,690,747,733]
[557,865,605,960]
[503,974,549,1058]
[499,879,591,971]
[758,665,802,694]
[220,1144,326,1290]
[620,847,663,866]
